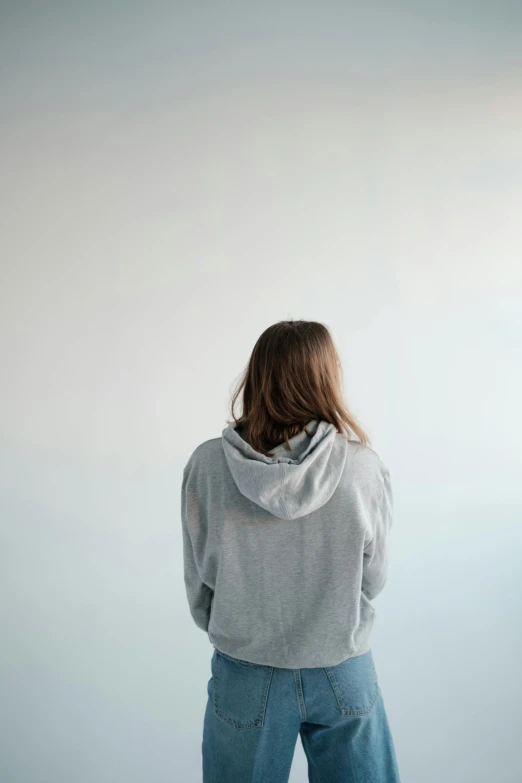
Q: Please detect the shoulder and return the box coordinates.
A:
[339,435,390,483]
[183,436,224,476]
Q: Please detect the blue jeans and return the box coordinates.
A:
[202,647,401,782]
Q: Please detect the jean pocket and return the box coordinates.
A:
[324,650,379,716]
[212,650,274,729]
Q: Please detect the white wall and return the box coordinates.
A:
[1,3,521,782]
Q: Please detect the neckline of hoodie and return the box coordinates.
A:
[225,419,336,465]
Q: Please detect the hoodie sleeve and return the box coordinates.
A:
[181,457,214,631]
[361,463,393,601]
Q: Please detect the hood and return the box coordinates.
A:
[221,418,349,520]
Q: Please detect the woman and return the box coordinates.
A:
[181,319,401,782]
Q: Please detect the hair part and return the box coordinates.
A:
[228,319,370,456]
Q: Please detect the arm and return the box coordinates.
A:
[361,464,393,601]
[181,462,214,631]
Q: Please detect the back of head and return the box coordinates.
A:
[228,319,369,456]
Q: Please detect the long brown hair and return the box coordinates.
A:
[228,320,370,456]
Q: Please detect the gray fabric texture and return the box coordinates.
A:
[181,418,393,669]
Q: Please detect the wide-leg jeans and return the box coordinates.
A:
[202,647,401,782]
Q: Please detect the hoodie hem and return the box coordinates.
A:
[207,633,372,670]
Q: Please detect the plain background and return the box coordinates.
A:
[1,2,522,782]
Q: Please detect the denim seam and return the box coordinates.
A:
[294,670,307,721]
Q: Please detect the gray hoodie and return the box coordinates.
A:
[181,418,393,669]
